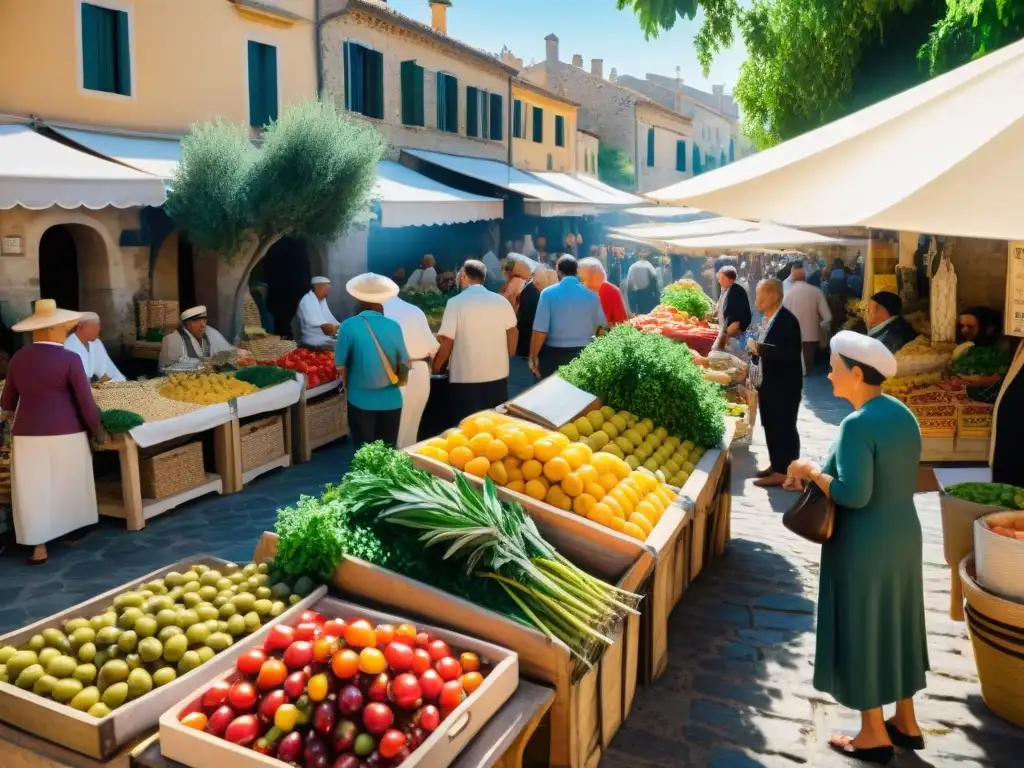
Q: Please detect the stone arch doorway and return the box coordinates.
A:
[37,223,112,316]
[252,237,312,337]
[152,229,197,309]
[39,226,80,311]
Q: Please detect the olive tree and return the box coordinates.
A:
[166,100,388,341]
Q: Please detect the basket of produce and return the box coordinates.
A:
[160,373,259,405]
[961,554,1024,628]
[240,415,287,474]
[242,336,298,363]
[158,597,519,768]
[630,306,719,357]
[958,404,993,439]
[660,279,715,320]
[975,511,1024,603]
[93,380,204,423]
[140,441,206,500]
[277,349,338,390]
[243,293,262,332]
[0,557,324,759]
[233,366,297,390]
[951,344,1012,384]
[308,392,348,445]
[137,300,180,338]
[894,336,952,377]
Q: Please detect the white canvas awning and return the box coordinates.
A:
[646,38,1024,240]
[0,125,167,210]
[611,217,761,242]
[53,127,182,180]
[665,225,840,251]
[403,149,599,217]
[529,172,645,207]
[622,205,706,220]
[374,160,503,227]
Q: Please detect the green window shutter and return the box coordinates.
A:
[445,75,458,133]
[368,49,384,119]
[554,115,564,147]
[466,86,478,137]
[532,107,543,143]
[400,60,415,125]
[692,144,702,175]
[82,3,118,94]
[264,45,278,123]
[676,140,686,172]
[113,9,130,95]
[512,100,522,139]
[81,4,102,91]
[436,74,445,130]
[247,41,263,127]
[413,65,424,126]
[729,137,735,162]
[646,128,655,167]
[489,93,503,141]
[721,150,727,167]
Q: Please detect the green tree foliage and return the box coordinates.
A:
[598,145,636,190]
[919,0,1024,74]
[166,101,387,340]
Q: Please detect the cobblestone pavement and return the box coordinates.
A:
[602,375,1024,767]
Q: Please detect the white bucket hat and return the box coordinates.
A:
[13,299,82,332]
[346,273,399,304]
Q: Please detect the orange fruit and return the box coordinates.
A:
[573,493,597,517]
[469,433,494,456]
[464,457,490,478]
[426,437,448,450]
[584,481,606,500]
[590,453,615,475]
[512,442,535,461]
[560,446,588,470]
[524,478,548,500]
[543,457,571,483]
[622,521,647,541]
[598,472,618,492]
[487,461,509,485]
[506,467,524,483]
[576,465,599,485]
[459,417,480,437]
[506,479,526,494]
[473,416,496,435]
[533,439,559,463]
[628,512,653,537]
[420,446,448,463]
[608,516,626,532]
[449,446,474,470]
[502,455,522,471]
[545,485,570,510]
[485,439,509,462]
[602,495,625,520]
[500,430,528,454]
[561,472,584,497]
[521,459,543,480]
[586,501,612,526]
[446,431,470,451]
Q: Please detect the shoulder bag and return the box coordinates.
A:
[360,317,409,387]
[782,481,835,543]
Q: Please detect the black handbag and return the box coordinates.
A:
[782,481,835,543]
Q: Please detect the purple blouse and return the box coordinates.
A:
[1,343,103,438]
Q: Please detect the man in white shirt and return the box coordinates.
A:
[158,306,235,371]
[482,250,503,284]
[406,255,439,291]
[383,295,440,449]
[64,312,125,382]
[296,276,340,348]
[782,263,832,375]
[432,260,518,422]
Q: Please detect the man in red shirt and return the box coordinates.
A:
[580,257,628,326]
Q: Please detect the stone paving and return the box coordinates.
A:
[602,375,1024,767]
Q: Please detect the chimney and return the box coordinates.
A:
[545,33,559,65]
[712,84,724,111]
[674,66,683,112]
[571,54,583,68]
[429,0,451,35]
[591,58,603,79]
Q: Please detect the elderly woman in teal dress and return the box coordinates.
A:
[787,330,929,765]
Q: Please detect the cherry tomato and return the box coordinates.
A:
[435,657,462,682]
[362,702,394,735]
[427,639,451,662]
[344,619,376,649]
[307,672,330,702]
[461,671,484,694]
[379,729,408,759]
[323,619,347,638]
[225,714,261,746]
[331,648,360,679]
[374,624,395,648]
[236,649,267,677]
[283,641,314,669]
[299,610,325,626]
[415,632,431,649]
[391,672,421,703]
[294,622,320,642]
[265,625,295,652]
[201,680,231,710]
[259,689,290,721]
[180,711,208,730]
[207,705,234,736]
[358,647,388,675]
[313,636,339,663]
[384,642,414,672]
[284,670,308,698]
[418,669,443,700]
[459,652,481,673]
[439,679,464,710]
[257,658,288,690]
[275,703,301,732]
[412,648,433,675]
[228,680,259,711]
[416,704,441,732]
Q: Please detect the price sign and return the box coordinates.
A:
[1005,241,1024,337]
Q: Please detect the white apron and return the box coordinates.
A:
[12,432,98,546]
[397,361,431,450]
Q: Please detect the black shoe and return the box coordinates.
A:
[885,722,925,751]
[828,740,895,766]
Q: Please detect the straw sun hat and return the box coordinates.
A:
[12,299,82,332]
[346,273,399,304]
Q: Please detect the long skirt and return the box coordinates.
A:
[12,432,98,546]
[397,361,431,449]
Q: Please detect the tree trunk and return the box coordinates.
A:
[228,234,283,344]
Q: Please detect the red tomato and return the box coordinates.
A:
[293,623,320,642]
[283,641,314,669]
[331,648,360,679]
[236,649,267,677]
[284,670,308,699]
[439,680,464,710]
[265,624,295,652]
[224,714,261,746]
[257,658,288,690]
[228,680,259,711]
[379,729,407,759]
[259,689,290,721]
[344,619,376,649]
[384,642,414,672]
[362,703,394,735]
[323,619,347,638]
[391,673,420,703]
[207,705,234,737]
[180,711,208,730]
[459,652,480,673]
[416,705,441,732]
[426,640,451,662]
[415,632,431,649]
[435,657,462,682]
[418,669,443,700]
[411,648,432,675]
[375,624,395,647]
[299,610,325,626]
[201,680,231,710]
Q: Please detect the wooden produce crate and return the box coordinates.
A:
[238,414,290,486]
[293,383,347,463]
[0,556,327,761]
[159,596,519,768]
[254,532,652,768]
[139,442,205,501]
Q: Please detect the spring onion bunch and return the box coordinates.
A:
[343,445,641,666]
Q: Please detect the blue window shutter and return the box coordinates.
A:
[646,127,655,167]
[729,137,735,162]
[512,100,522,139]
[247,41,262,127]
[692,143,702,175]
[676,140,686,171]
[368,49,384,119]
[721,150,727,166]
[466,86,478,137]
[81,4,102,91]
[554,115,564,147]
[532,107,543,143]
[489,93,503,141]
[114,10,130,95]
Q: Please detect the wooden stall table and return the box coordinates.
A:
[94,404,236,531]
[225,380,302,492]
[293,379,348,464]
[0,719,144,768]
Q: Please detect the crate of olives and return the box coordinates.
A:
[0,556,326,759]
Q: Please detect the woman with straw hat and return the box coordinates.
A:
[0,300,104,565]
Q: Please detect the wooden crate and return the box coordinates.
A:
[254,532,651,768]
[239,415,286,474]
[160,596,519,768]
[0,556,327,760]
[139,442,205,500]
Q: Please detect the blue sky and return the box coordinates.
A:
[385,0,746,94]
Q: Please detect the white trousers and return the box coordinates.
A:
[397,360,431,449]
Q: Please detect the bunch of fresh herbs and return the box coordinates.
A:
[661,281,714,319]
[951,345,1012,377]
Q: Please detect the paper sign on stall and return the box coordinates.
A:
[1005,241,1024,337]
[504,376,598,430]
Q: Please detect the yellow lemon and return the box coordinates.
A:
[506,479,526,494]
[619,483,640,508]
[501,430,528,455]
[521,460,543,480]
[485,440,509,462]
[473,416,496,435]
[598,472,618,492]
[576,464,599,485]
[549,432,571,450]
[561,446,589,470]
[464,457,490,478]
[584,481,607,500]
[628,512,653,537]
[513,443,535,461]
[561,473,584,497]
[426,438,448,450]
[622,521,647,541]
[573,493,597,517]
[469,433,494,456]
[533,439,560,463]
[487,461,509,485]
[525,479,548,500]
[609,456,631,480]
[449,446,474,470]
[446,431,470,451]
[609,489,634,517]
[543,457,571,483]
[602,495,625,520]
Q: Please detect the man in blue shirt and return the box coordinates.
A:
[335,273,410,448]
[529,255,607,379]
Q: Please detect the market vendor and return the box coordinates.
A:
[297,276,340,348]
[158,305,234,371]
[715,265,753,353]
[64,312,126,382]
[406,255,439,291]
[865,291,916,354]
[2,300,103,565]
[958,306,1002,347]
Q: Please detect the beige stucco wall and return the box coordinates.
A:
[950,238,1008,312]
[321,9,510,161]
[0,207,148,348]
[0,0,317,134]
[511,85,576,172]
[636,103,692,193]
[576,132,599,176]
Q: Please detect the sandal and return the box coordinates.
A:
[828,735,894,766]
[885,722,925,751]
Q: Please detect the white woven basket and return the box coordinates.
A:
[975,512,1024,604]
[895,352,950,377]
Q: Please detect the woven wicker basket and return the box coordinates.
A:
[240,335,297,363]
[137,300,180,336]
[243,292,262,330]
[960,554,1024,625]
[975,513,1024,603]
[139,441,205,500]
[308,392,348,443]
[966,610,1024,727]
[240,415,286,473]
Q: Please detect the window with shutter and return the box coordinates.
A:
[437,73,459,133]
[344,43,383,119]
[646,127,655,167]
[81,3,131,96]
[692,144,702,175]
[554,115,565,147]
[512,100,522,139]
[400,61,425,126]
[729,138,735,162]
[466,86,479,137]
[247,41,278,128]
[720,150,727,167]
[532,107,543,143]
[676,140,686,172]
[489,93,503,141]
